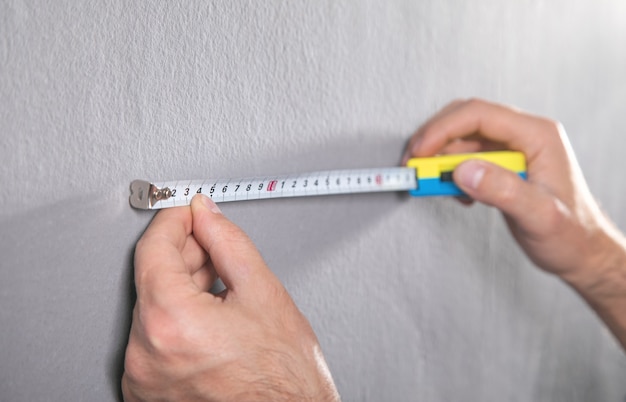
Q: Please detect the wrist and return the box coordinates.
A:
[563,224,626,297]
[561,224,626,349]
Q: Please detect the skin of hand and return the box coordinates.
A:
[122,195,340,402]
[403,98,626,349]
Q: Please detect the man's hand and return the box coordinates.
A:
[122,195,340,402]
[403,98,626,349]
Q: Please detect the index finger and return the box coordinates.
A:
[408,99,553,162]
[134,207,196,299]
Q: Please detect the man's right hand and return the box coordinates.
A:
[122,195,340,401]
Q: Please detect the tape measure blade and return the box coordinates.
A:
[136,167,417,210]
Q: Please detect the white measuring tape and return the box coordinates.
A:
[129,152,528,210]
[130,167,417,210]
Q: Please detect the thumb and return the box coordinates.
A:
[453,160,557,229]
[190,194,282,300]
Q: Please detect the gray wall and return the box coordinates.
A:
[2,1,626,401]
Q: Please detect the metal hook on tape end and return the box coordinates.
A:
[129,180,172,210]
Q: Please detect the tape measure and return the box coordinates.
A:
[129,151,526,210]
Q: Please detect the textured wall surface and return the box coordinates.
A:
[2,1,626,401]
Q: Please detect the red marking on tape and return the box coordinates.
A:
[375,174,382,185]
[267,180,277,191]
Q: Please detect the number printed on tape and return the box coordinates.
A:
[129,167,418,210]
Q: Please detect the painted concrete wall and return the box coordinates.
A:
[2,1,626,401]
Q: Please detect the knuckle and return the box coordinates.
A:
[490,171,521,206]
[219,222,248,242]
[463,97,487,109]
[256,279,288,305]
[133,237,149,260]
[134,236,146,251]
[538,118,566,140]
[537,198,570,235]
[139,306,183,355]
[123,345,148,386]
[464,97,480,106]
[266,282,290,303]
[208,219,252,247]
[543,118,564,133]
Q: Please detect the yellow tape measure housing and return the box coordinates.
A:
[406,151,527,196]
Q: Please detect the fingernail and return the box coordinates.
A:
[455,161,486,190]
[197,194,222,214]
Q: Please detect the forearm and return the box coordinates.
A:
[405,98,626,350]
[564,226,626,350]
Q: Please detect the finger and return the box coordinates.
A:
[403,137,505,164]
[454,195,475,206]
[190,194,284,302]
[134,207,198,299]
[453,160,558,232]
[191,263,218,292]
[402,99,465,164]
[181,234,209,276]
[408,98,554,161]
[440,139,483,155]
[439,134,507,155]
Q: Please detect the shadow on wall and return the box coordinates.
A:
[0,133,410,400]
[0,194,139,402]
[216,134,412,282]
